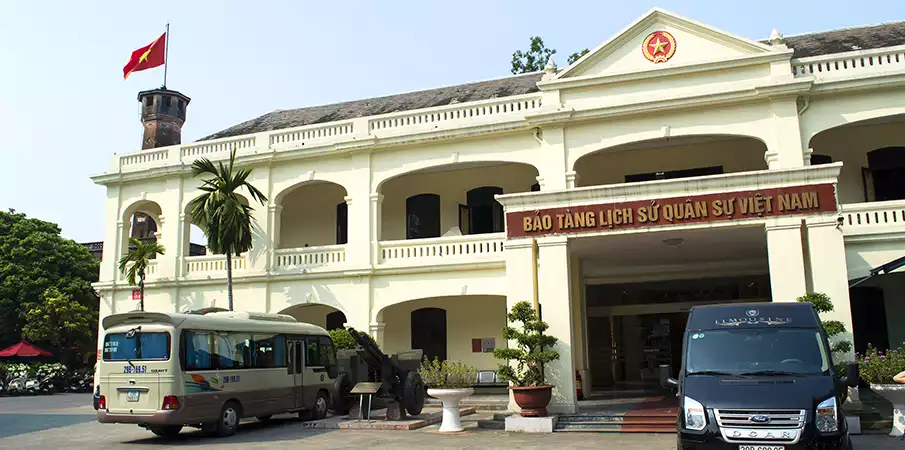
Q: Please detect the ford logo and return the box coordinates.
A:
[749,415,771,423]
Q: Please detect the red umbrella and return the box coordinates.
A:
[0,339,53,358]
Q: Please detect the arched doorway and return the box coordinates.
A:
[866,147,905,201]
[411,307,447,361]
[466,186,504,234]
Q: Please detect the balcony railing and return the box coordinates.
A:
[184,254,247,276]
[274,245,346,272]
[792,45,905,79]
[840,200,905,236]
[108,93,544,174]
[379,233,506,267]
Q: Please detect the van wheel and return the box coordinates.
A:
[150,425,182,438]
[313,391,329,420]
[256,415,272,421]
[215,401,241,437]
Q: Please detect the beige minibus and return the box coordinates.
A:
[96,310,340,438]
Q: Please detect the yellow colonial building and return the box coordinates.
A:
[91,9,905,413]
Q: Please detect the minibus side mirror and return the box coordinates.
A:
[841,362,860,388]
[660,364,679,389]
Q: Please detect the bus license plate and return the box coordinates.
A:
[739,446,783,450]
[127,390,140,402]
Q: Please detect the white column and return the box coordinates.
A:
[345,195,369,267]
[369,322,386,348]
[109,220,125,282]
[176,213,187,278]
[805,217,855,361]
[565,171,580,189]
[537,236,577,414]
[765,217,807,302]
[765,98,806,169]
[504,239,536,413]
[369,193,384,266]
[157,215,179,279]
[267,204,282,272]
[537,126,568,190]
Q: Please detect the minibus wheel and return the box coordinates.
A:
[313,391,329,420]
[150,425,182,439]
[215,401,241,437]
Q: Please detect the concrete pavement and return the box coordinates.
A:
[0,396,901,449]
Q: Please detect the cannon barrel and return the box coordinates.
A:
[345,327,425,416]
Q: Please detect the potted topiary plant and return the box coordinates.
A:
[857,342,905,437]
[493,301,560,417]
[419,357,477,433]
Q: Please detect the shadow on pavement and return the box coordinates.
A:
[120,416,337,445]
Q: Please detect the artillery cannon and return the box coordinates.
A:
[342,327,425,418]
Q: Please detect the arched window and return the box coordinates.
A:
[466,186,504,234]
[866,147,905,201]
[336,202,348,245]
[411,307,447,361]
[326,311,347,331]
[406,194,441,239]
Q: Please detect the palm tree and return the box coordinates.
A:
[118,238,166,312]
[188,149,268,311]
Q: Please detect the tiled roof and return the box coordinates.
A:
[200,21,905,141]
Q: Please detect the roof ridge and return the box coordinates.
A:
[772,19,905,40]
[267,70,545,115]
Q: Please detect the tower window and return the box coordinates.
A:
[144,96,153,108]
[163,96,171,108]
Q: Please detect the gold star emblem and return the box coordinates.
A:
[649,37,667,55]
[139,47,153,63]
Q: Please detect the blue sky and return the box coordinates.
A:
[0,0,900,242]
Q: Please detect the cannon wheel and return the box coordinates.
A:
[333,373,353,415]
[403,371,425,416]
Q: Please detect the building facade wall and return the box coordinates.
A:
[92,9,905,412]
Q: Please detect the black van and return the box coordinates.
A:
[661,302,859,450]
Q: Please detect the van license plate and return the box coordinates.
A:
[126,390,140,402]
[739,446,783,450]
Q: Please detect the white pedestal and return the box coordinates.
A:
[427,388,474,433]
[505,415,558,433]
[870,385,905,437]
[845,415,861,435]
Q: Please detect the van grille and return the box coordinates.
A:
[713,409,806,428]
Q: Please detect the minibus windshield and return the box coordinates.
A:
[103,331,170,361]
[685,328,829,376]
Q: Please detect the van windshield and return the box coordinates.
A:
[685,328,829,376]
[103,332,170,361]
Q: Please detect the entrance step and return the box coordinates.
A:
[555,414,676,433]
[477,412,511,429]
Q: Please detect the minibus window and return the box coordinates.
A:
[104,332,170,361]
[686,329,829,375]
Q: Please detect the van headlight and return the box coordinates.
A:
[816,397,838,433]
[683,396,707,431]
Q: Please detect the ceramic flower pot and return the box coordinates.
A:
[427,388,474,432]
[511,385,553,417]
[870,384,905,437]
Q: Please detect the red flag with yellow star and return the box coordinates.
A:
[123,32,166,80]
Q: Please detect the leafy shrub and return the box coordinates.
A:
[857,342,905,385]
[419,357,477,389]
[493,301,560,387]
[328,327,376,350]
[796,292,852,360]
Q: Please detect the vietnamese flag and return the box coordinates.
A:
[123,32,166,80]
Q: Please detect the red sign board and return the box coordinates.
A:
[132,290,141,300]
[506,183,836,239]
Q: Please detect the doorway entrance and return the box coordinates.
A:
[586,274,771,391]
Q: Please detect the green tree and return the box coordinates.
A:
[797,292,853,359]
[0,209,99,361]
[493,301,560,386]
[510,36,591,74]
[511,36,556,74]
[22,286,98,365]
[118,237,165,312]
[567,48,590,65]
[188,149,268,311]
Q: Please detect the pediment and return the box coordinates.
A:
[554,8,783,79]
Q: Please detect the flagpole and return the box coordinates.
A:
[163,22,170,89]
